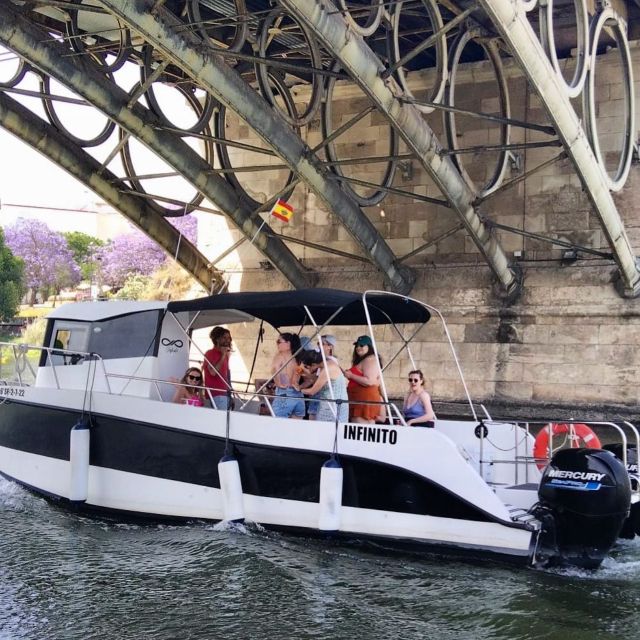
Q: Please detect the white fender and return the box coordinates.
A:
[218,455,245,523]
[69,419,90,503]
[319,457,343,531]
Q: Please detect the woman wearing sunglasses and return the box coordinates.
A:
[172,367,205,407]
[403,370,435,427]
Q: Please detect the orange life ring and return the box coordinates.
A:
[533,423,602,470]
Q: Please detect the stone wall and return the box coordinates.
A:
[198,45,640,419]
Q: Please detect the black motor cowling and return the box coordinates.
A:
[603,444,640,538]
[533,448,631,569]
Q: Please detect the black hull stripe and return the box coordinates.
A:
[1,399,524,525]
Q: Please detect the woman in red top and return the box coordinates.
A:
[204,326,232,410]
[344,335,382,423]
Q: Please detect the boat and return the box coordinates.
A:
[1,288,638,569]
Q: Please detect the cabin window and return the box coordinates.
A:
[88,311,161,360]
[48,321,90,366]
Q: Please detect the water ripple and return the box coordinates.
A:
[1,479,640,639]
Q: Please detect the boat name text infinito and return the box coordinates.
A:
[548,470,605,482]
[343,424,397,445]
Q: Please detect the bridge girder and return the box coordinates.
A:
[479,0,640,298]
[99,0,415,295]
[0,90,217,291]
[0,1,638,299]
[280,0,521,300]
[0,2,315,291]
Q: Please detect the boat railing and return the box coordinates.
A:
[0,341,112,392]
[1,341,409,423]
[477,419,640,497]
[104,371,408,423]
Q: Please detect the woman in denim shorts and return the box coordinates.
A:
[271,333,305,418]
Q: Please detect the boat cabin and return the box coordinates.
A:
[38,301,253,400]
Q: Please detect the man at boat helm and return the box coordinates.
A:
[204,326,233,410]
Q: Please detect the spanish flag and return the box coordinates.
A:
[270,198,294,223]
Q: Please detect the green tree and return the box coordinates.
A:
[63,231,104,280]
[0,227,25,321]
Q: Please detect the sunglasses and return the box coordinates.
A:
[408,377,420,383]
[187,375,202,382]
[276,338,289,344]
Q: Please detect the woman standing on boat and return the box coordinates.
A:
[271,333,305,419]
[344,335,382,424]
[403,370,435,427]
[204,326,233,410]
[301,351,348,422]
[172,367,205,406]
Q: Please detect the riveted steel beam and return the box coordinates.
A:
[98,0,414,294]
[280,0,520,299]
[478,0,640,299]
[0,91,217,291]
[0,2,313,290]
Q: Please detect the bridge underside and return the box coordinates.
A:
[1,0,639,298]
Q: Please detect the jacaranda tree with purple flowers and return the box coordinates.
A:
[4,219,81,304]
[97,215,198,290]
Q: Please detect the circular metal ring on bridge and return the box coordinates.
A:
[256,7,323,127]
[321,64,398,207]
[39,75,116,148]
[186,0,248,54]
[389,0,447,114]
[119,82,210,216]
[583,8,635,192]
[539,0,589,99]
[0,46,29,88]
[519,0,538,12]
[214,70,298,211]
[337,0,384,38]
[66,0,132,74]
[141,45,215,135]
[444,30,511,197]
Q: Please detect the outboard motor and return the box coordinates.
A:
[603,444,640,539]
[533,448,631,569]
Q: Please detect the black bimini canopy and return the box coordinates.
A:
[167,288,430,329]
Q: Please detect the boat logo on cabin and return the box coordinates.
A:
[343,423,398,445]
[161,338,184,353]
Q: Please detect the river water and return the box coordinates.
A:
[1,478,639,640]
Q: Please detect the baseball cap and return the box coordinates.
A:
[353,335,372,347]
[321,334,337,347]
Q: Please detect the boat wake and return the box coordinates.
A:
[209,519,267,535]
[539,538,640,580]
[0,477,45,513]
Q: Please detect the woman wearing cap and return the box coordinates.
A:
[300,350,348,422]
[403,369,435,427]
[344,335,383,423]
[321,335,339,364]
